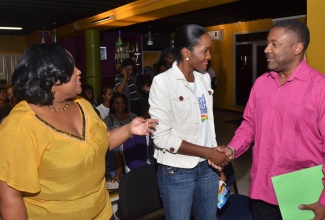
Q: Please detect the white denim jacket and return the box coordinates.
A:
[149,62,217,168]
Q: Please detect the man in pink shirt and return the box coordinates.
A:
[221,20,325,219]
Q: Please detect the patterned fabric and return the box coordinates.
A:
[127,78,139,101]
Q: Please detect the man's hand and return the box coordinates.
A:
[207,147,230,170]
[217,145,235,160]
[208,145,234,170]
[299,202,325,220]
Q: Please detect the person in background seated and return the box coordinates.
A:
[104,94,149,176]
[96,86,114,120]
[114,58,150,116]
[80,84,97,108]
[104,93,137,182]
[207,60,217,90]
[0,95,18,124]
[0,86,11,122]
[149,24,230,220]
[6,84,13,104]
[80,84,100,116]
[0,43,157,220]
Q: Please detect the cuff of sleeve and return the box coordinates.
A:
[227,146,236,159]
[228,140,242,157]
[168,138,182,154]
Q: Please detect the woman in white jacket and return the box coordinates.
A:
[149,24,230,220]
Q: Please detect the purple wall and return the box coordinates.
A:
[58,31,144,78]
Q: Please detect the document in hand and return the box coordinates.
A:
[272,165,323,220]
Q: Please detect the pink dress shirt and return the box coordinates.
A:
[229,60,325,205]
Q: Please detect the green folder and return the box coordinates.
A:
[272,165,324,220]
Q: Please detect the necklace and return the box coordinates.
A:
[47,100,70,112]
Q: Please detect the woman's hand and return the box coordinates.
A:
[129,117,158,136]
[208,147,230,167]
[109,118,158,151]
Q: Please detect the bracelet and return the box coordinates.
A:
[128,124,133,138]
[227,146,236,159]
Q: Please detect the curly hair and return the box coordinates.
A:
[11,43,75,105]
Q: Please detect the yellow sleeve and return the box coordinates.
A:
[0,103,42,193]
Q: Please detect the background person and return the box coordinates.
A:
[149,24,229,220]
[153,46,176,74]
[80,84,97,108]
[6,84,13,104]
[114,58,150,117]
[96,86,114,120]
[0,86,10,122]
[0,43,157,220]
[207,60,217,90]
[104,93,137,182]
[104,94,149,177]
[219,19,325,220]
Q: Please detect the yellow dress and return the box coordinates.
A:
[0,97,113,219]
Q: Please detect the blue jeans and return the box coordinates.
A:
[158,160,219,220]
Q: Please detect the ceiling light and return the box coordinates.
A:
[91,15,115,24]
[116,30,123,47]
[0,27,22,30]
[147,26,153,46]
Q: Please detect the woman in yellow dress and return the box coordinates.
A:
[0,43,157,220]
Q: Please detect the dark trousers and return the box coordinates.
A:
[252,199,283,220]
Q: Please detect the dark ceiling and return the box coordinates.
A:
[0,0,306,36]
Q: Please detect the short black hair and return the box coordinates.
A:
[273,19,310,51]
[173,24,207,62]
[121,58,135,68]
[12,43,75,105]
[109,93,129,114]
[81,84,94,92]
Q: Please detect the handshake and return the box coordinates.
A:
[207,145,235,171]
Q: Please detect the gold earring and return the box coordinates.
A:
[51,89,56,95]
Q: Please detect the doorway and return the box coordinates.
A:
[235,31,269,106]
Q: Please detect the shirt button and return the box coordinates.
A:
[208,91,212,95]
[170,147,175,152]
[179,96,183,101]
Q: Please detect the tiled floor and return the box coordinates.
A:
[214,108,252,196]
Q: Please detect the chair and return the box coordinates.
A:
[223,162,239,194]
[116,164,165,220]
[217,194,253,220]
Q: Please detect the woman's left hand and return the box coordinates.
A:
[130,117,158,136]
